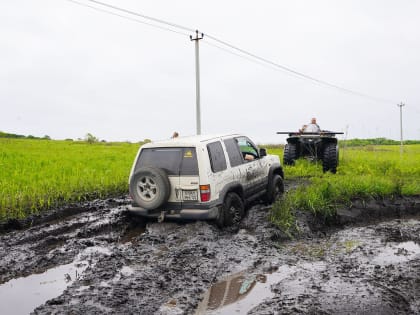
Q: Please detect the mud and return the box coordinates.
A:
[0,186,419,314]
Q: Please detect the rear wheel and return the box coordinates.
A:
[283,143,297,165]
[322,143,338,174]
[216,192,244,227]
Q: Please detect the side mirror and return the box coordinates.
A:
[259,148,267,157]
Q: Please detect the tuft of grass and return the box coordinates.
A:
[0,139,140,220]
[343,240,360,253]
[268,144,420,232]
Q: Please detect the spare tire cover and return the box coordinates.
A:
[129,167,171,210]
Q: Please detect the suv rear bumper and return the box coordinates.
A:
[127,205,219,220]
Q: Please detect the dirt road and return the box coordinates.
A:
[0,184,419,314]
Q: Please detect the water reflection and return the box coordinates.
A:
[196,270,279,315]
[0,246,110,315]
[0,261,88,315]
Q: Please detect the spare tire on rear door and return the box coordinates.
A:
[129,167,170,210]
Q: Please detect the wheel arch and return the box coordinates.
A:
[267,164,284,189]
[218,182,244,203]
[269,164,284,179]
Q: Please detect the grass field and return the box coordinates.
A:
[0,139,139,220]
[1,138,419,226]
[268,144,420,232]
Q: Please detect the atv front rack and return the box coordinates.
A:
[277,131,344,136]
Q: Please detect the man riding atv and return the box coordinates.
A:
[300,117,321,133]
[277,119,343,173]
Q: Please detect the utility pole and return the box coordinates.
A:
[397,102,405,156]
[190,30,204,135]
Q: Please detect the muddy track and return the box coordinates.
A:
[0,184,419,314]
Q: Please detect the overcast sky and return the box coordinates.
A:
[1,0,419,143]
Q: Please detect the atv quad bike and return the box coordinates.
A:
[277,131,344,173]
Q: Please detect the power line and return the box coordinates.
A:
[65,0,190,37]
[66,0,399,105]
[205,34,398,104]
[202,41,286,73]
[84,0,195,33]
[203,39,346,93]
[202,40,364,92]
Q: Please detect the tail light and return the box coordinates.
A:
[200,185,211,202]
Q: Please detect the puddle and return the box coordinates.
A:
[119,225,146,243]
[195,265,299,315]
[372,241,420,266]
[0,261,88,315]
[0,246,110,315]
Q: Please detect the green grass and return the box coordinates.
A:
[0,139,139,220]
[268,144,420,232]
[2,138,419,226]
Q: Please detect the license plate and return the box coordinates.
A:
[182,190,198,201]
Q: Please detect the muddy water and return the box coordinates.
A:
[195,218,420,314]
[0,261,87,315]
[0,246,110,315]
[0,194,419,314]
[195,266,296,314]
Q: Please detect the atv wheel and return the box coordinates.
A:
[129,167,170,209]
[283,143,297,165]
[322,143,338,174]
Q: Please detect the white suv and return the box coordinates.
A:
[128,134,284,226]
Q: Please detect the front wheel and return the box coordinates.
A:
[216,192,244,227]
[283,143,297,165]
[265,175,284,204]
[322,143,338,174]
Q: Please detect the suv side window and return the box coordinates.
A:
[207,141,227,173]
[236,137,259,160]
[223,138,243,167]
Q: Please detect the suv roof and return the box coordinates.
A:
[141,133,243,148]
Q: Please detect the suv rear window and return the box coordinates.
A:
[135,147,198,176]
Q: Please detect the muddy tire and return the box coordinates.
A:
[129,167,170,209]
[265,175,284,204]
[216,193,244,228]
[322,143,338,174]
[283,143,297,165]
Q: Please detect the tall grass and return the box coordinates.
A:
[268,145,420,231]
[0,139,139,220]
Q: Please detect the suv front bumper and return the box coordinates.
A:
[127,205,219,220]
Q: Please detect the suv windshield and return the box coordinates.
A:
[135,147,198,176]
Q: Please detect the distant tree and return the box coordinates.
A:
[84,133,99,144]
[65,138,73,141]
[143,138,152,143]
[339,138,420,147]
[43,135,51,140]
[1,131,26,138]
